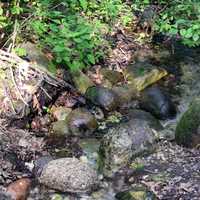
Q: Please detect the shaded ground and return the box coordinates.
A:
[134,141,200,200]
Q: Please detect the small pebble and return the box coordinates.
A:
[7,178,31,200]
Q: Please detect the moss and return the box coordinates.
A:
[115,186,156,200]
[175,97,200,147]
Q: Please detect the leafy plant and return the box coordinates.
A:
[0,7,7,28]
[0,0,133,71]
[135,0,200,47]
[28,0,133,71]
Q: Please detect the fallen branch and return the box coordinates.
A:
[0,49,79,118]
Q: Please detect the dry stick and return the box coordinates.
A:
[2,80,17,114]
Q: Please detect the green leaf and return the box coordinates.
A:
[14,47,27,57]
[79,0,88,11]
[180,29,187,36]
[53,45,65,53]
[193,33,199,41]
[56,57,62,63]
[185,28,193,38]
[169,28,178,35]
[87,54,95,64]
[11,6,23,15]
[0,8,3,15]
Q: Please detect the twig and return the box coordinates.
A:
[9,65,28,106]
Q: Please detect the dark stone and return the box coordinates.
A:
[85,86,119,111]
[139,86,176,120]
[67,108,98,136]
[126,109,163,130]
[33,156,53,177]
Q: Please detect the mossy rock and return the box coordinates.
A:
[66,108,98,136]
[175,97,200,147]
[100,68,124,85]
[85,86,119,111]
[125,61,168,92]
[98,118,157,177]
[71,70,94,94]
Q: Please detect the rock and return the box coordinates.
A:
[112,85,139,108]
[20,42,50,70]
[115,186,156,200]
[126,109,163,131]
[7,178,31,200]
[139,86,176,120]
[100,69,124,85]
[67,108,98,136]
[98,118,157,177]
[39,158,99,193]
[85,86,119,111]
[126,62,168,91]
[50,106,72,121]
[0,190,12,200]
[175,97,200,147]
[71,70,94,94]
[51,120,70,137]
[33,156,53,177]
[79,138,100,170]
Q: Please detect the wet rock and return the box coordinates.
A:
[100,69,124,85]
[112,85,139,108]
[67,108,98,136]
[126,109,163,131]
[175,97,200,147]
[85,86,119,111]
[79,138,100,170]
[126,62,168,91]
[71,70,94,94]
[7,178,31,200]
[139,86,176,120]
[51,120,70,137]
[39,158,99,193]
[98,118,157,177]
[50,106,72,121]
[115,186,156,200]
[33,156,53,177]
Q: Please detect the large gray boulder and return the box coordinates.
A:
[98,117,158,177]
[39,158,99,193]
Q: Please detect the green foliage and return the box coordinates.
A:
[137,0,200,47]
[0,0,132,71]
[156,0,200,47]
[0,7,7,28]
[30,8,102,70]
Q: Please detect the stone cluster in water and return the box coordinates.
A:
[2,43,200,199]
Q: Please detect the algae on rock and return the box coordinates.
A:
[175,97,200,147]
